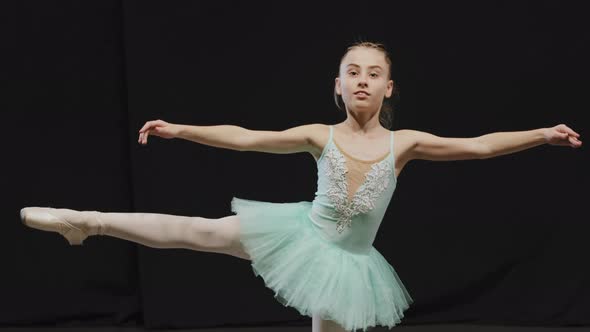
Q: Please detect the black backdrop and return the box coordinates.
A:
[2,0,588,329]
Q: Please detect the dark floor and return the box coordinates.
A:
[1,325,590,332]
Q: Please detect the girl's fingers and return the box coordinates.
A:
[569,135,582,147]
[568,134,581,142]
[140,121,151,133]
[139,122,152,133]
[566,126,579,137]
[139,123,170,144]
[557,124,576,137]
[564,125,579,137]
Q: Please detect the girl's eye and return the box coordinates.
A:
[348,71,379,77]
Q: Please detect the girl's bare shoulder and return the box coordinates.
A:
[305,123,332,161]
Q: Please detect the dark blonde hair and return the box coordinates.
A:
[333,41,398,129]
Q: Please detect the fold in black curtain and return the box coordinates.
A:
[3,0,141,327]
[3,0,589,329]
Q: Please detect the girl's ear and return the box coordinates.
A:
[385,79,394,98]
[335,77,341,95]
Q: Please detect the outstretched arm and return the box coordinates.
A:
[406,123,582,161]
[138,120,248,150]
[138,119,317,154]
[477,124,581,159]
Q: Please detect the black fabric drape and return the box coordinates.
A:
[3,0,588,329]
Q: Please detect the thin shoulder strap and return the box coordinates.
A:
[389,131,394,155]
[390,131,397,178]
[389,131,395,164]
[329,125,334,143]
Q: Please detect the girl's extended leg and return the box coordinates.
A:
[21,207,250,260]
[97,212,250,260]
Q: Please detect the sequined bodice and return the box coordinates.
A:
[308,125,397,255]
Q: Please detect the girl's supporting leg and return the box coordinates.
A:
[312,313,350,332]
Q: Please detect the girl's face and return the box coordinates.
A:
[335,47,394,113]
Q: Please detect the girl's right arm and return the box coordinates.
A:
[153,121,321,155]
[234,123,322,155]
[176,124,321,154]
[174,124,251,151]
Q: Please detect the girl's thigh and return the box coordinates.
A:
[213,215,251,261]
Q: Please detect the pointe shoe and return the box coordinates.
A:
[20,207,105,245]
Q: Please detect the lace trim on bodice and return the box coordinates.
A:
[323,143,393,233]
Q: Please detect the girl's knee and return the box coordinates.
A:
[213,215,250,260]
[185,215,242,253]
[214,215,241,243]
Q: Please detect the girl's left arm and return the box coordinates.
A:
[406,124,582,161]
[478,124,582,159]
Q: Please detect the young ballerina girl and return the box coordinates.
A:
[20,41,582,332]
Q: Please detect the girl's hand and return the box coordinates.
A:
[138,119,179,145]
[542,124,582,148]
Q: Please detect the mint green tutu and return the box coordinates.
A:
[230,196,414,331]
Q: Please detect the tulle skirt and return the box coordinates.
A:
[230,196,413,332]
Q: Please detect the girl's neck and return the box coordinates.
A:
[339,112,384,137]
